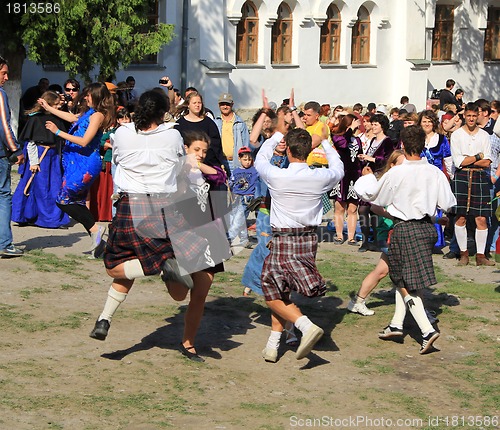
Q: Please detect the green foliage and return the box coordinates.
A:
[20,0,175,80]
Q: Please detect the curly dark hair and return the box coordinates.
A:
[134,90,169,131]
[370,113,390,133]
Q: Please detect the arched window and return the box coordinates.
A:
[432,5,454,61]
[351,6,370,64]
[320,4,341,64]
[236,1,259,64]
[484,7,500,61]
[272,3,293,64]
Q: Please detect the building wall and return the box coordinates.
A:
[21,0,500,114]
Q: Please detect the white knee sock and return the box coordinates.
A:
[123,259,145,280]
[475,228,488,255]
[455,224,467,252]
[404,294,433,336]
[295,315,313,334]
[99,286,127,321]
[390,290,406,329]
[266,330,282,350]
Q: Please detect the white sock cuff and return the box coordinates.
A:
[454,224,467,251]
[269,330,282,340]
[108,286,127,302]
[475,228,488,255]
[123,259,146,280]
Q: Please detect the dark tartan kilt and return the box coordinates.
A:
[452,169,492,216]
[388,220,437,291]
[104,194,209,276]
[261,228,326,301]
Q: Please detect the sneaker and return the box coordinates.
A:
[296,324,324,360]
[0,244,24,257]
[161,258,194,289]
[89,226,106,252]
[420,331,440,354]
[262,347,278,363]
[347,299,375,316]
[89,318,110,341]
[378,325,404,339]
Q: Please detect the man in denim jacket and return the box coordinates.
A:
[215,93,250,175]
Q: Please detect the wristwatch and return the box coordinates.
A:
[290,106,297,112]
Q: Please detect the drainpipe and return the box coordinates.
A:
[181,0,188,92]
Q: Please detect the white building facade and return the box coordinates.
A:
[22,0,500,112]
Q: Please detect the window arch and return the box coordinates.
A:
[432,4,454,61]
[236,1,259,64]
[351,6,370,64]
[484,6,500,61]
[320,4,341,64]
[272,2,293,64]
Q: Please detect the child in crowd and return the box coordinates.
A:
[227,146,260,251]
[12,90,70,228]
[354,126,456,354]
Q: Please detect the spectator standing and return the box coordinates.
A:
[214,92,250,175]
[0,56,24,256]
[450,103,495,266]
[439,79,456,110]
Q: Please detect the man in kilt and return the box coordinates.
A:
[355,126,456,354]
[254,128,344,362]
[450,102,495,266]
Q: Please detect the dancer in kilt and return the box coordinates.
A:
[89,90,209,342]
[450,102,495,266]
[355,126,456,354]
[255,128,344,362]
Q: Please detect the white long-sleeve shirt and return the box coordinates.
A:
[354,158,456,221]
[255,133,344,228]
[113,122,185,194]
[450,127,492,169]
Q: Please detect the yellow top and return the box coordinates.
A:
[221,115,235,159]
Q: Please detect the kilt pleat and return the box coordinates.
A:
[261,228,326,301]
[452,169,492,216]
[388,220,438,291]
[104,194,209,276]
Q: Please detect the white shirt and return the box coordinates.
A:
[354,158,457,221]
[450,127,492,169]
[113,122,185,194]
[255,133,344,228]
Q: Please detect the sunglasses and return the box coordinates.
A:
[64,87,78,92]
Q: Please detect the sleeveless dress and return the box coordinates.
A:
[57,108,103,206]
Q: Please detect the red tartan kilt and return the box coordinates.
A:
[103,194,175,275]
[261,228,326,301]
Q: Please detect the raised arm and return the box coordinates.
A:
[45,112,104,147]
[38,98,78,123]
[288,88,304,129]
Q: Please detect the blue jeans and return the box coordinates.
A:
[227,195,252,243]
[241,210,272,295]
[0,157,13,249]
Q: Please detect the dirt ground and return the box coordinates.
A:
[0,215,499,429]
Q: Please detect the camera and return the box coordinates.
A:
[64,93,72,102]
[159,79,169,85]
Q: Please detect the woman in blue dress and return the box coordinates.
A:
[418,110,453,251]
[12,90,69,228]
[39,82,116,252]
